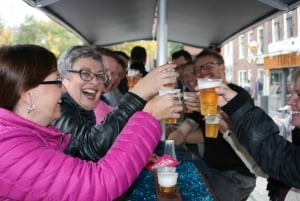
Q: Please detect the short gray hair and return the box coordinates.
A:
[58,45,104,77]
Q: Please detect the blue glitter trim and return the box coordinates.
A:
[124,160,215,201]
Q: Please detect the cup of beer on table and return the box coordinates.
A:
[204,115,220,138]
[127,68,140,88]
[157,171,178,193]
[197,78,222,115]
[158,88,182,124]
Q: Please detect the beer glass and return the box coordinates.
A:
[205,115,220,138]
[164,140,176,159]
[197,78,222,115]
[157,172,178,193]
[183,92,195,113]
[163,68,176,88]
[158,88,182,124]
[127,69,139,88]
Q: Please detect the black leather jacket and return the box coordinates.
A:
[222,89,300,188]
[53,92,146,161]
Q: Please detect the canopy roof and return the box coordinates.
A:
[23,0,300,48]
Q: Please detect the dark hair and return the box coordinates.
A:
[0,44,57,110]
[130,62,148,77]
[171,50,192,62]
[130,46,146,63]
[194,49,224,64]
[114,51,130,60]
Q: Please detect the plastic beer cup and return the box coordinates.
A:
[197,78,222,115]
[157,172,178,193]
[163,68,176,89]
[205,115,220,138]
[183,92,195,113]
[127,69,139,88]
[158,89,182,124]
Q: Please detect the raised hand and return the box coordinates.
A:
[143,94,183,121]
[130,64,178,101]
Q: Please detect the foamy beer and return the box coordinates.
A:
[158,172,178,193]
[127,69,139,88]
[164,82,176,88]
[205,115,220,138]
[163,68,176,88]
[158,88,182,124]
[197,78,222,115]
[183,92,195,113]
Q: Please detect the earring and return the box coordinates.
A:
[27,104,36,114]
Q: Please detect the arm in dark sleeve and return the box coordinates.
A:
[54,92,147,161]
[222,90,300,188]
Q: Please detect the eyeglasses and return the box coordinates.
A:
[195,61,221,72]
[40,76,62,88]
[68,69,109,85]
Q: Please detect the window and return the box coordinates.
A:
[286,11,293,38]
[257,27,264,54]
[247,31,254,56]
[239,35,244,59]
[238,70,247,86]
[273,17,280,42]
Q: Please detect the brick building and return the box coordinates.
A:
[221,6,300,114]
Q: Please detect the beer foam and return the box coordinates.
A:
[197,78,221,89]
[159,88,181,96]
[158,172,178,187]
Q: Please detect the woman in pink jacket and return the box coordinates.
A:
[0,44,177,201]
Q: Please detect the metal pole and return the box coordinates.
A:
[157,0,168,66]
[157,0,168,140]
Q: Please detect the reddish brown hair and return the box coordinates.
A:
[0,44,57,110]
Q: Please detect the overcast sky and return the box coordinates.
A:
[0,0,48,27]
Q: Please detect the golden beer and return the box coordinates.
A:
[205,115,220,138]
[158,89,182,124]
[158,172,178,193]
[197,78,222,115]
[164,82,176,89]
[127,69,139,88]
[184,103,193,113]
[163,118,177,124]
[183,92,195,113]
[199,87,218,115]
[127,75,137,88]
[159,186,176,193]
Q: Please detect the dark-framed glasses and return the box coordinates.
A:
[40,76,62,87]
[68,69,109,85]
[195,61,221,72]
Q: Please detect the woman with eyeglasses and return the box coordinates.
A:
[0,44,171,200]
[53,45,182,162]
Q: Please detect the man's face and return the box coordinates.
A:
[102,55,118,91]
[194,55,224,79]
[182,63,197,91]
[172,56,188,81]
[288,80,300,127]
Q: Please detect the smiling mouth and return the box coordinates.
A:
[82,89,97,99]
[291,111,300,115]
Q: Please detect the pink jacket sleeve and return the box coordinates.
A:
[93,99,113,123]
[0,111,161,201]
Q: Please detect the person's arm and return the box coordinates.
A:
[2,112,162,200]
[220,88,300,188]
[54,92,146,161]
[167,118,200,145]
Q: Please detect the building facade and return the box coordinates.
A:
[221,6,300,114]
